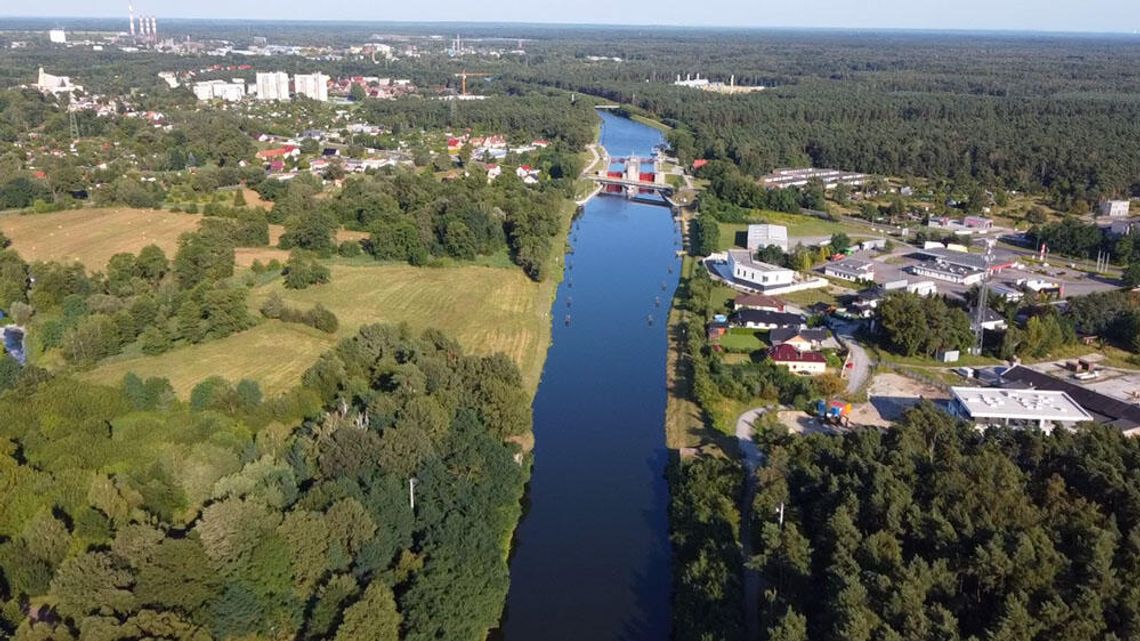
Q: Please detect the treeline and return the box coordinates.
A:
[750,403,1140,640]
[361,92,597,149]
[510,32,1140,201]
[265,168,568,281]
[0,323,532,641]
[0,219,262,366]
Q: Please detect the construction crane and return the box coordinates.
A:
[453,71,490,96]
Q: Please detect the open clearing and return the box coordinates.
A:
[84,321,336,397]
[0,208,201,271]
[0,207,370,271]
[86,262,556,397]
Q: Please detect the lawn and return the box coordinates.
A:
[719,328,766,353]
[0,207,202,271]
[84,321,337,397]
[717,211,862,251]
[84,261,557,398]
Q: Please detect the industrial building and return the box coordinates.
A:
[824,258,875,283]
[746,224,788,252]
[294,72,329,101]
[760,168,868,190]
[999,366,1140,435]
[726,249,795,291]
[1099,200,1131,218]
[948,387,1092,433]
[48,29,67,44]
[907,247,1014,285]
[256,72,291,101]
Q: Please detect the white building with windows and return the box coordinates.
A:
[294,72,329,101]
[727,249,795,291]
[746,224,788,252]
[1100,200,1131,219]
[256,71,290,101]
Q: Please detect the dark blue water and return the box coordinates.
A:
[500,112,678,641]
[2,327,25,365]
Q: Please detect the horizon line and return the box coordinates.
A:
[0,15,1138,37]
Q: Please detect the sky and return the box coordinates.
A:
[6,0,1140,34]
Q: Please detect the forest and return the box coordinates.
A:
[508,32,1140,203]
[750,403,1140,641]
[0,323,531,641]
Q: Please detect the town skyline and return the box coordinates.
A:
[4,0,1140,35]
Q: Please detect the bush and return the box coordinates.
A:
[283,251,331,290]
[260,293,338,334]
[338,240,363,257]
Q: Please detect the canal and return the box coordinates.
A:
[499,111,679,641]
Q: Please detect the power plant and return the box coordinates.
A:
[128,3,158,44]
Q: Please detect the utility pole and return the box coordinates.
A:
[409,478,418,511]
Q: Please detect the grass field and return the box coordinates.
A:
[0,208,202,271]
[717,211,860,251]
[84,321,337,397]
[719,328,766,353]
[85,258,560,399]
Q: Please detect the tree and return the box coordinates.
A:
[333,581,400,641]
[50,552,136,621]
[283,251,332,290]
[830,232,852,254]
[1123,263,1140,288]
[174,231,235,289]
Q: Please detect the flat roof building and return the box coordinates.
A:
[949,386,1093,433]
[1099,200,1131,219]
[824,258,875,282]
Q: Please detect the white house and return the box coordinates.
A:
[768,344,827,376]
[746,224,788,252]
[727,249,795,291]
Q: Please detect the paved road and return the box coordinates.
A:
[833,320,873,395]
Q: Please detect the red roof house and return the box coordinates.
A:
[768,344,827,376]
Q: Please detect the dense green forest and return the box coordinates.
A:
[508,32,1140,202]
[0,323,530,641]
[750,404,1140,641]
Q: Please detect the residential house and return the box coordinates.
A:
[732,309,805,330]
[768,344,827,376]
[516,165,540,184]
[485,164,502,181]
[769,328,838,352]
[732,293,786,312]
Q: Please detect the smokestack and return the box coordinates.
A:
[128,4,135,36]
[151,16,157,40]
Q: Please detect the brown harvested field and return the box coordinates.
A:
[0,208,201,271]
[0,208,370,272]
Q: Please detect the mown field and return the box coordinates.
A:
[0,207,202,271]
[85,261,557,397]
[0,207,369,270]
[83,321,336,397]
[716,210,868,251]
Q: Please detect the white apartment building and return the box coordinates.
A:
[727,249,795,291]
[1100,200,1131,218]
[193,80,246,102]
[294,72,329,101]
[256,71,291,101]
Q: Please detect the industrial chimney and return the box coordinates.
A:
[150,16,157,40]
[128,3,135,36]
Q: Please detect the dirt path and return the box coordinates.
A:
[735,409,765,641]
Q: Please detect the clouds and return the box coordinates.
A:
[13,0,1139,32]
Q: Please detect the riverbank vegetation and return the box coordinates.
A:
[750,403,1140,640]
[0,323,531,641]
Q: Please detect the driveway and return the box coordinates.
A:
[734,408,765,641]
[833,320,873,395]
